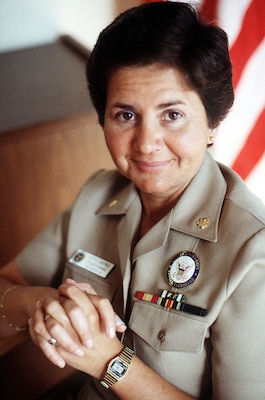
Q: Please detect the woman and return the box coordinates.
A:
[1,2,265,399]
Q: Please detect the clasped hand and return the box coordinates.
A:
[28,278,126,379]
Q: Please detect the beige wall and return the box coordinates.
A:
[0,0,143,53]
[0,114,114,267]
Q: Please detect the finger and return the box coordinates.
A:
[114,314,127,333]
[43,296,90,352]
[61,285,101,347]
[72,292,126,338]
[29,305,66,368]
[59,297,95,349]
[59,284,113,341]
[65,279,126,333]
[67,289,117,339]
[43,296,91,346]
[28,317,39,346]
[91,295,117,338]
[32,300,52,340]
[45,315,86,357]
[59,283,124,340]
[43,297,71,327]
[37,336,66,368]
[65,278,98,295]
[35,298,86,357]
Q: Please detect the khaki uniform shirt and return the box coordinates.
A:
[17,152,265,400]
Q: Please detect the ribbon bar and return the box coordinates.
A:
[135,291,207,316]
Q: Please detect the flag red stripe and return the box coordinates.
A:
[200,0,219,24]
[230,0,265,179]
[230,0,265,88]
[231,107,265,180]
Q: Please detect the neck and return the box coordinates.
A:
[139,192,179,238]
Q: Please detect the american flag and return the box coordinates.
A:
[145,0,265,204]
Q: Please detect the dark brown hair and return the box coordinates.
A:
[87,1,234,127]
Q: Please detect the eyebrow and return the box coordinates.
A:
[111,103,136,111]
[111,100,186,110]
[157,101,186,109]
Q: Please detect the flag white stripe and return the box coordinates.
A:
[217,0,252,46]
[212,38,265,165]
[246,153,265,202]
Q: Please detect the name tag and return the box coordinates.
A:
[69,249,115,278]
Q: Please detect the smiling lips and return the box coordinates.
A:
[133,159,172,173]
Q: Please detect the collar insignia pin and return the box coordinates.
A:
[108,199,119,208]
[196,217,209,229]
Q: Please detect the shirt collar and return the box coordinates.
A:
[170,152,226,242]
[97,152,226,242]
[96,181,140,216]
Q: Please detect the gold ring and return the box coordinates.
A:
[44,313,50,321]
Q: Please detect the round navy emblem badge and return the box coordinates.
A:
[167,251,200,289]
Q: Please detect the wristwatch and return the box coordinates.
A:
[100,346,134,389]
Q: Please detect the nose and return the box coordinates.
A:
[133,119,163,154]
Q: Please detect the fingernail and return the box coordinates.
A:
[56,359,65,368]
[74,348,85,357]
[115,314,126,327]
[85,339,93,348]
[67,278,76,283]
[107,327,116,338]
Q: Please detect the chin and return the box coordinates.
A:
[136,179,172,195]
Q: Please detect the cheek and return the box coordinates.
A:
[104,133,127,163]
[104,128,116,150]
[166,133,193,157]
[169,126,208,155]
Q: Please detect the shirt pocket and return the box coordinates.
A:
[63,262,117,302]
[129,300,208,353]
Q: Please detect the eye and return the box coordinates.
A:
[164,111,183,121]
[116,111,136,121]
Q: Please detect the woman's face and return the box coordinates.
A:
[104,63,215,202]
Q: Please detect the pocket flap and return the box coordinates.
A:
[64,262,117,301]
[129,300,208,352]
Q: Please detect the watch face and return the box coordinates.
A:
[110,359,127,378]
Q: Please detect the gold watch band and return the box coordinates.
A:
[100,346,134,389]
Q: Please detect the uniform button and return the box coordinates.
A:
[157,329,166,343]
